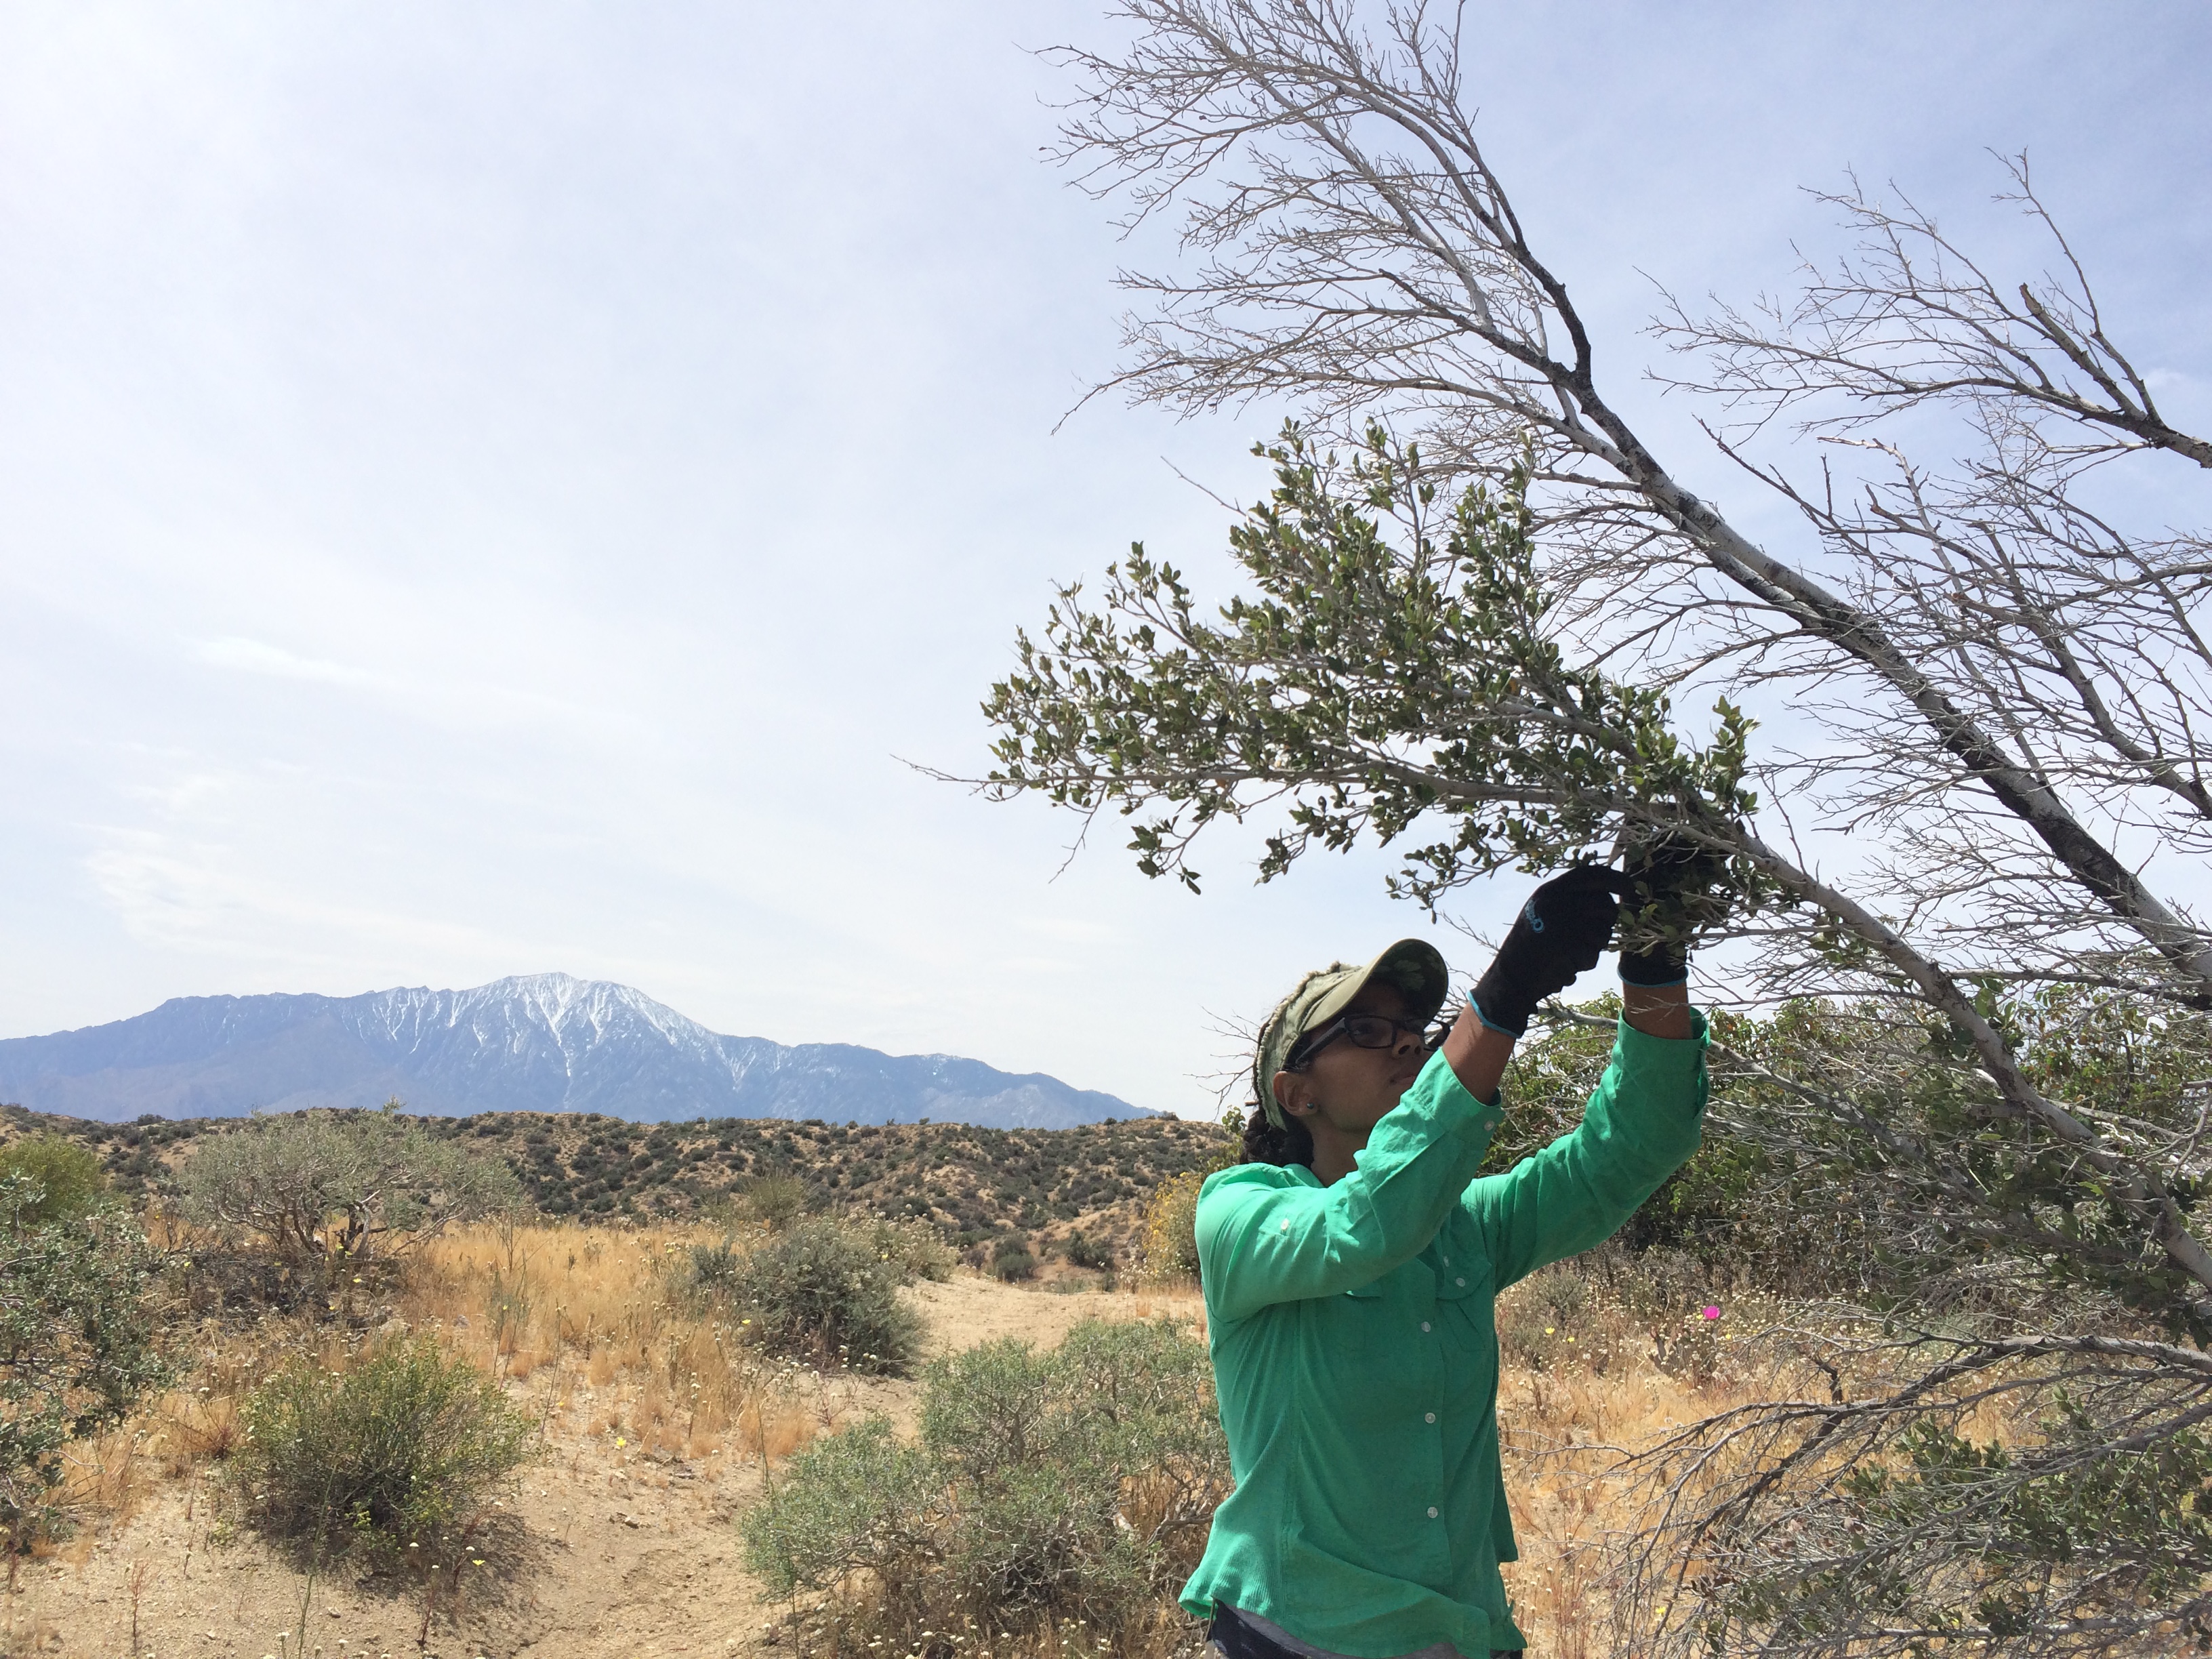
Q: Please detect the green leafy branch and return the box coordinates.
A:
[985,424,1762,921]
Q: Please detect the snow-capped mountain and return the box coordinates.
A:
[0,974,1149,1128]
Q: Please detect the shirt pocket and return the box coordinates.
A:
[1430,1212,1484,1298]
[1300,1281,1413,1442]
[1430,1250,1494,1377]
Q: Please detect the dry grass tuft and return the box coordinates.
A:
[1490,1257,1826,1656]
[48,1218,827,1563]
[398,1221,825,1462]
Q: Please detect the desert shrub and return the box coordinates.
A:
[1065,1230,1115,1272]
[1492,1248,1741,1382]
[1483,1007,1883,1297]
[179,1104,520,1265]
[731,1216,921,1375]
[1494,1263,1593,1372]
[741,1173,810,1232]
[741,1317,1227,1645]
[687,1237,744,1298]
[991,1234,1038,1282]
[230,1337,535,1555]
[1138,1170,1205,1284]
[858,1216,956,1284]
[0,1139,106,1229]
[0,1174,169,1549]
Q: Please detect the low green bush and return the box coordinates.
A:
[741,1317,1227,1646]
[0,1176,169,1549]
[1494,1262,1596,1371]
[859,1216,956,1284]
[687,1237,744,1298]
[1065,1230,1115,1272]
[731,1216,922,1375]
[991,1234,1038,1282]
[0,1139,107,1229]
[230,1337,536,1557]
[741,1173,809,1232]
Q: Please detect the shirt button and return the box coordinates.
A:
[1420,1321,1431,1332]
[1456,1277,1466,1287]
[1427,1507,1439,1519]
[1425,1412,1437,1424]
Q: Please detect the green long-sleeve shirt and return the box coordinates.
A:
[1181,1013,1710,1658]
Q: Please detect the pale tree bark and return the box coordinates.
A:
[987,3,2212,1650]
[1046,0,2212,1261]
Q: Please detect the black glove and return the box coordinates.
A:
[1469,865,1631,1037]
[1616,833,1725,988]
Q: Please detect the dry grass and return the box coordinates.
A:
[1488,1256,1790,1656]
[397,1220,823,1465]
[22,1214,1848,1659]
[42,1219,827,1560]
[1481,1257,2032,1657]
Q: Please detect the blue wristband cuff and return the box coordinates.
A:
[1468,996,1524,1037]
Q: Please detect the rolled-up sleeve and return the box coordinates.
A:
[1460,1011,1709,1289]
[1197,1049,1504,1324]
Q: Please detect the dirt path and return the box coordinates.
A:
[9,1278,1201,1659]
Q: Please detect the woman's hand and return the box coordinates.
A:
[1615,832,1721,1040]
[1468,865,1631,1037]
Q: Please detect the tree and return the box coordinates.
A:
[981,3,2212,1650]
[178,1105,521,1266]
[0,1173,168,1553]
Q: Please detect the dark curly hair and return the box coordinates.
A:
[1240,1102,1314,1168]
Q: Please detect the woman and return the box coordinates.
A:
[1183,863,1709,1659]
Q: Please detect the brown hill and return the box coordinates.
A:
[0,1099,1235,1270]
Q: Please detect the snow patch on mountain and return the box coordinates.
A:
[0,975,1149,1128]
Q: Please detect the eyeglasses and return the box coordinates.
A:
[1288,1013,1442,1069]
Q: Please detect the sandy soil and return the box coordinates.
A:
[5,1277,1203,1659]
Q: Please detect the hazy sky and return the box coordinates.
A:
[5,3,2208,1118]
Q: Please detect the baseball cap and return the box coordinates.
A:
[1251,939,1451,1126]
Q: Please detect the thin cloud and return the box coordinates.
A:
[194,635,382,687]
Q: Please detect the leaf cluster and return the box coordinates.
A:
[986,426,1763,914]
[0,1138,108,1230]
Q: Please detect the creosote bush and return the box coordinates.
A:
[1066,1230,1116,1272]
[1136,1172,1205,1285]
[725,1216,923,1376]
[230,1336,536,1558]
[741,1318,1227,1648]
[0,1172,168,1548]
[859,1216,957,1285]
[0,1139,108,1229]
[740,1173,811,1233]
